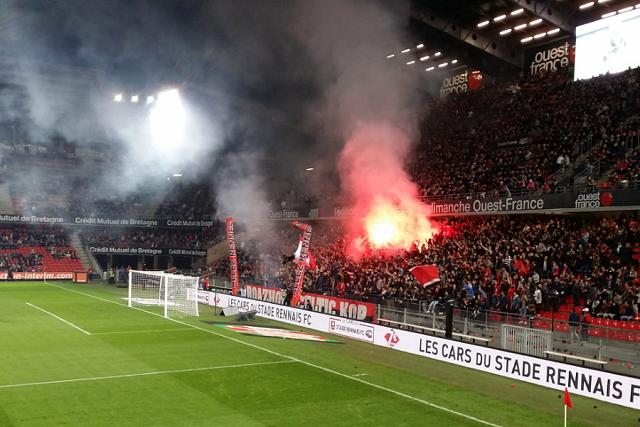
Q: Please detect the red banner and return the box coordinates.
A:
[245,284,376,321]
[225,217,239,296]
[0,272,74,280]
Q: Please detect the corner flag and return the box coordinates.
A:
[563,387,572,427]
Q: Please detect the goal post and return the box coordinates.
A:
[128,269,199,318]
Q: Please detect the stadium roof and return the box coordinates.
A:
[399,0,640,79]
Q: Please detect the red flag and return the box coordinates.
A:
[409,265,440,287]
[563,388,573,409]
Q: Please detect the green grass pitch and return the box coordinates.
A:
[0,281,637,426]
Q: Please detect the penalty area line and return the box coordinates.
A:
[45,282,502,427]
[26,302,92,335]
[92,328,195,335]
[0,360,297,390]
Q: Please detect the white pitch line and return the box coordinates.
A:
[26,302,92,335]
[44,282,502,427]
[92,328,195,335]
[352,373,367,377]
[0,360,296,390]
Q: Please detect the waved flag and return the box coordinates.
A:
[409,264,440,287]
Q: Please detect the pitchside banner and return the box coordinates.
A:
[0,272,74,280]
[201,292,640,410]
[244,284,376,320]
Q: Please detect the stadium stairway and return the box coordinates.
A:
[69,231,102,276]
[0,182,17,214]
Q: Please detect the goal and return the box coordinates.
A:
[128,270,199,318]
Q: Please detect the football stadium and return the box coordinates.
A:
[0,1,639,426]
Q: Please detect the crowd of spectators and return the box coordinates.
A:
[213,214,639,321]
[411,68,640,199]
[0,226,68,248]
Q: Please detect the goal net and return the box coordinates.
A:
[128,270,200,318]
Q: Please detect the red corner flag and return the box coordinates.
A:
[563,388,573,408]
[409,265,440,287]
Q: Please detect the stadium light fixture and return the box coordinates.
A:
[618,6,633,13]
[499,28,513,36]
[451,59,458,64]
[637,4,640,9]
[602,11,617,17]
[113,93,123,102]
[434,51,442,56]
[529,18,543,26]
[547,28,560,35]
[597,0,611,3]
[172,172,183,177]
[416,43,424,49]
[406,60,416,65]
[493,14,507,22]
[131,95,139,103]
[419,55,430,61]
[534,32,547,39]
[514,23,527,30]
[305,167,314,171]
[146,95,155,105]
[401,48,411,53]
[579,2,595,9]
[477,20,490,28]
[521,36,534,43]
[510,8,524,16]
[438,62,448,68]
[426,66,435,71]
[386,53,395,59]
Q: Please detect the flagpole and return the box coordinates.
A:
[564,403,567,427]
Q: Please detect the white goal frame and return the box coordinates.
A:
[128,270,200,318]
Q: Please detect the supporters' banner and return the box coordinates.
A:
[205,292,640,410]
[88,247,206,257]
[0,272,74,280]
[524,38,575,76]
[291,221,312,307]
[225,217,239,296]
[244,284,376,320]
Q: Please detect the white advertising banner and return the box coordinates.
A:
[201,292,640,410]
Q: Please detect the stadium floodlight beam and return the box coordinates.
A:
[149,88,186,154]
[114,93,123,102]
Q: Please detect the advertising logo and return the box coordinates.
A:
[384,330,400,347]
